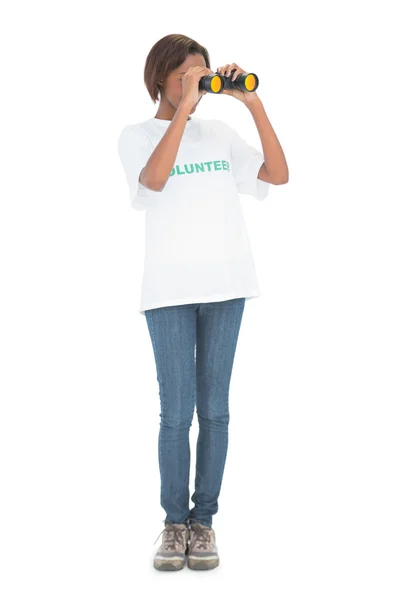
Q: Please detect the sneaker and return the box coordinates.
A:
[187,522,220,570]
[153,522,190,571]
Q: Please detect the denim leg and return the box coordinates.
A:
[145,304,198,525]
[188,297,246,528]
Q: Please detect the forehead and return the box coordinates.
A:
[174,54,206,74]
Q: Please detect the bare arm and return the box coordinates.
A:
[139,103,192,192]
[246,96,289,184]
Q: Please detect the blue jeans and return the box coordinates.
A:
[145,297,246,528]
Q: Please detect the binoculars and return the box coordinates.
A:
[199,68,259,94]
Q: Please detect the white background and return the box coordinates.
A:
[1,0,399,597]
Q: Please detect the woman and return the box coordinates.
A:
[118,33,289,571]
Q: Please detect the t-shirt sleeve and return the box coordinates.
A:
[224,121,270,201]
[117,125,163,211]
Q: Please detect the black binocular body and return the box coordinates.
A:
[198,68,259,94]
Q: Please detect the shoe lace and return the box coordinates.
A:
[153,522,187,550]
[189,524,213,550]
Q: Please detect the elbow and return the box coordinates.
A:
[139,174,166,192]
[139,167,166,192]
[276,171,289,185]
[261,164,289,185]
[144,180,165,192]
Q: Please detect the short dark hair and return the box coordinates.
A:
[144,34,211,104]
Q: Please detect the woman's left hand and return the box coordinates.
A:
[216,63,259,105]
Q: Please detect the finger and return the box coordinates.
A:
[228,63,239,78]
[218,64,230,76]
[226,63,239,77]
[232,68,244,82]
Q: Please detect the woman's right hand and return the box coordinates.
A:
[180,66,215,110]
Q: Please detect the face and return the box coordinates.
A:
[161,54,207,113]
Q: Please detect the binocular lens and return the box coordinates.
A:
[210,75,223,93]
[244,74,257,91]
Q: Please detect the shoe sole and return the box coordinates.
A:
[153,545,189,571]
[187,556,219,570]
[153,555,185,570]
[154,560,185,570]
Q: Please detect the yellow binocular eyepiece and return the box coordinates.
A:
[199,68,259,94]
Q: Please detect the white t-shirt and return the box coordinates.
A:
[117,116,270,316]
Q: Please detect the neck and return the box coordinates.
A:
[154,99,191,121]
